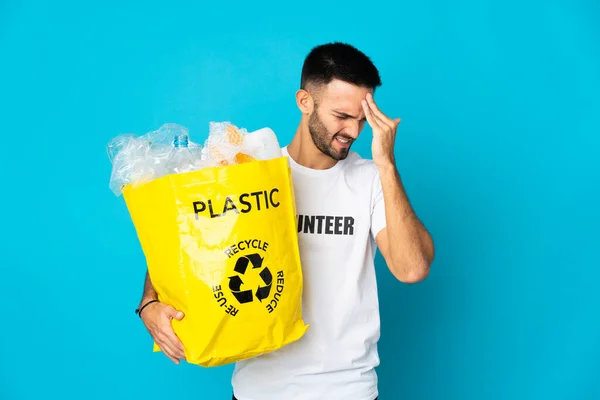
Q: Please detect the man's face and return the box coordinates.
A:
[308,79,372,160]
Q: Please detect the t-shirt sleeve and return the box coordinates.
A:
[370,167,387,240]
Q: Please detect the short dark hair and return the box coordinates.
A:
[300,42,382,92]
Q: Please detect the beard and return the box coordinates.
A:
[308,109,353,161]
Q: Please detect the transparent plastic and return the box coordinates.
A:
[106,122,281,196]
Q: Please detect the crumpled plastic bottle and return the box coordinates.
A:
[106,122,282,196]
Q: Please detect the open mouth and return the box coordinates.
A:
[335,136,353,146]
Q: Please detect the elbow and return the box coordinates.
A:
[392,258,432,284]
[398,266,430,284]
[387,235,435,284]
[403,237,435,283]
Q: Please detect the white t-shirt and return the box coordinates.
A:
[231,146,387,400]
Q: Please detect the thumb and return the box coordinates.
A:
[166,305,185,320]
[394,118,401,126]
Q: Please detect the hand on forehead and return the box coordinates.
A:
[313,79,373,118]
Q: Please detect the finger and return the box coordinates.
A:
[165,334,186,360]
[158,334,185,362]
[361,99,382,129]
[157,340,181,364]
[365,93,387,119]
[161,324,186,359]
[366,95,397,131]
[365,93,395,129]
[165,305,185,321]
[372,109,390,129]
[363,97,390,129]
[166,353,181,364]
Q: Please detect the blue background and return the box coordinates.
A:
[1,0,598,399]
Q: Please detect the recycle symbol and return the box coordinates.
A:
[228,253,273,304]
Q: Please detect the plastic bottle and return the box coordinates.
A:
[163,134,197,175]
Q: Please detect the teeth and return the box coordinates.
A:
[337,137,349,143]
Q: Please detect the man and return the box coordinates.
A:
[137,42,434,400]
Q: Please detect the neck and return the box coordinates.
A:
[286,118,338,170]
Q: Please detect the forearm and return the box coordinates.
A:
[140,270,158,304]
[378,162,434,279]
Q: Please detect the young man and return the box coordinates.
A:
[137,42,434,400]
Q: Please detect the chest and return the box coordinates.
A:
[291,173,373,251]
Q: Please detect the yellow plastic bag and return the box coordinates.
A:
[122,156,308,367]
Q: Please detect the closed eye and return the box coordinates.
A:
[333,111,366,122]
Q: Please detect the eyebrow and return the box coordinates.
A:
[333,110,365,120]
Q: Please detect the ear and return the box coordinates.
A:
[296,89,314,114]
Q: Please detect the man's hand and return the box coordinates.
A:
[361,95,434,283]
[140,300,186,364]
[361,92,401,168]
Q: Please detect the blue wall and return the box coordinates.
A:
[1,1,598,399]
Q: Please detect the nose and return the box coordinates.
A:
[342,120,361,139]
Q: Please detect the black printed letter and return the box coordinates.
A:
[193,201,206,220]
[343,217,355,235]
